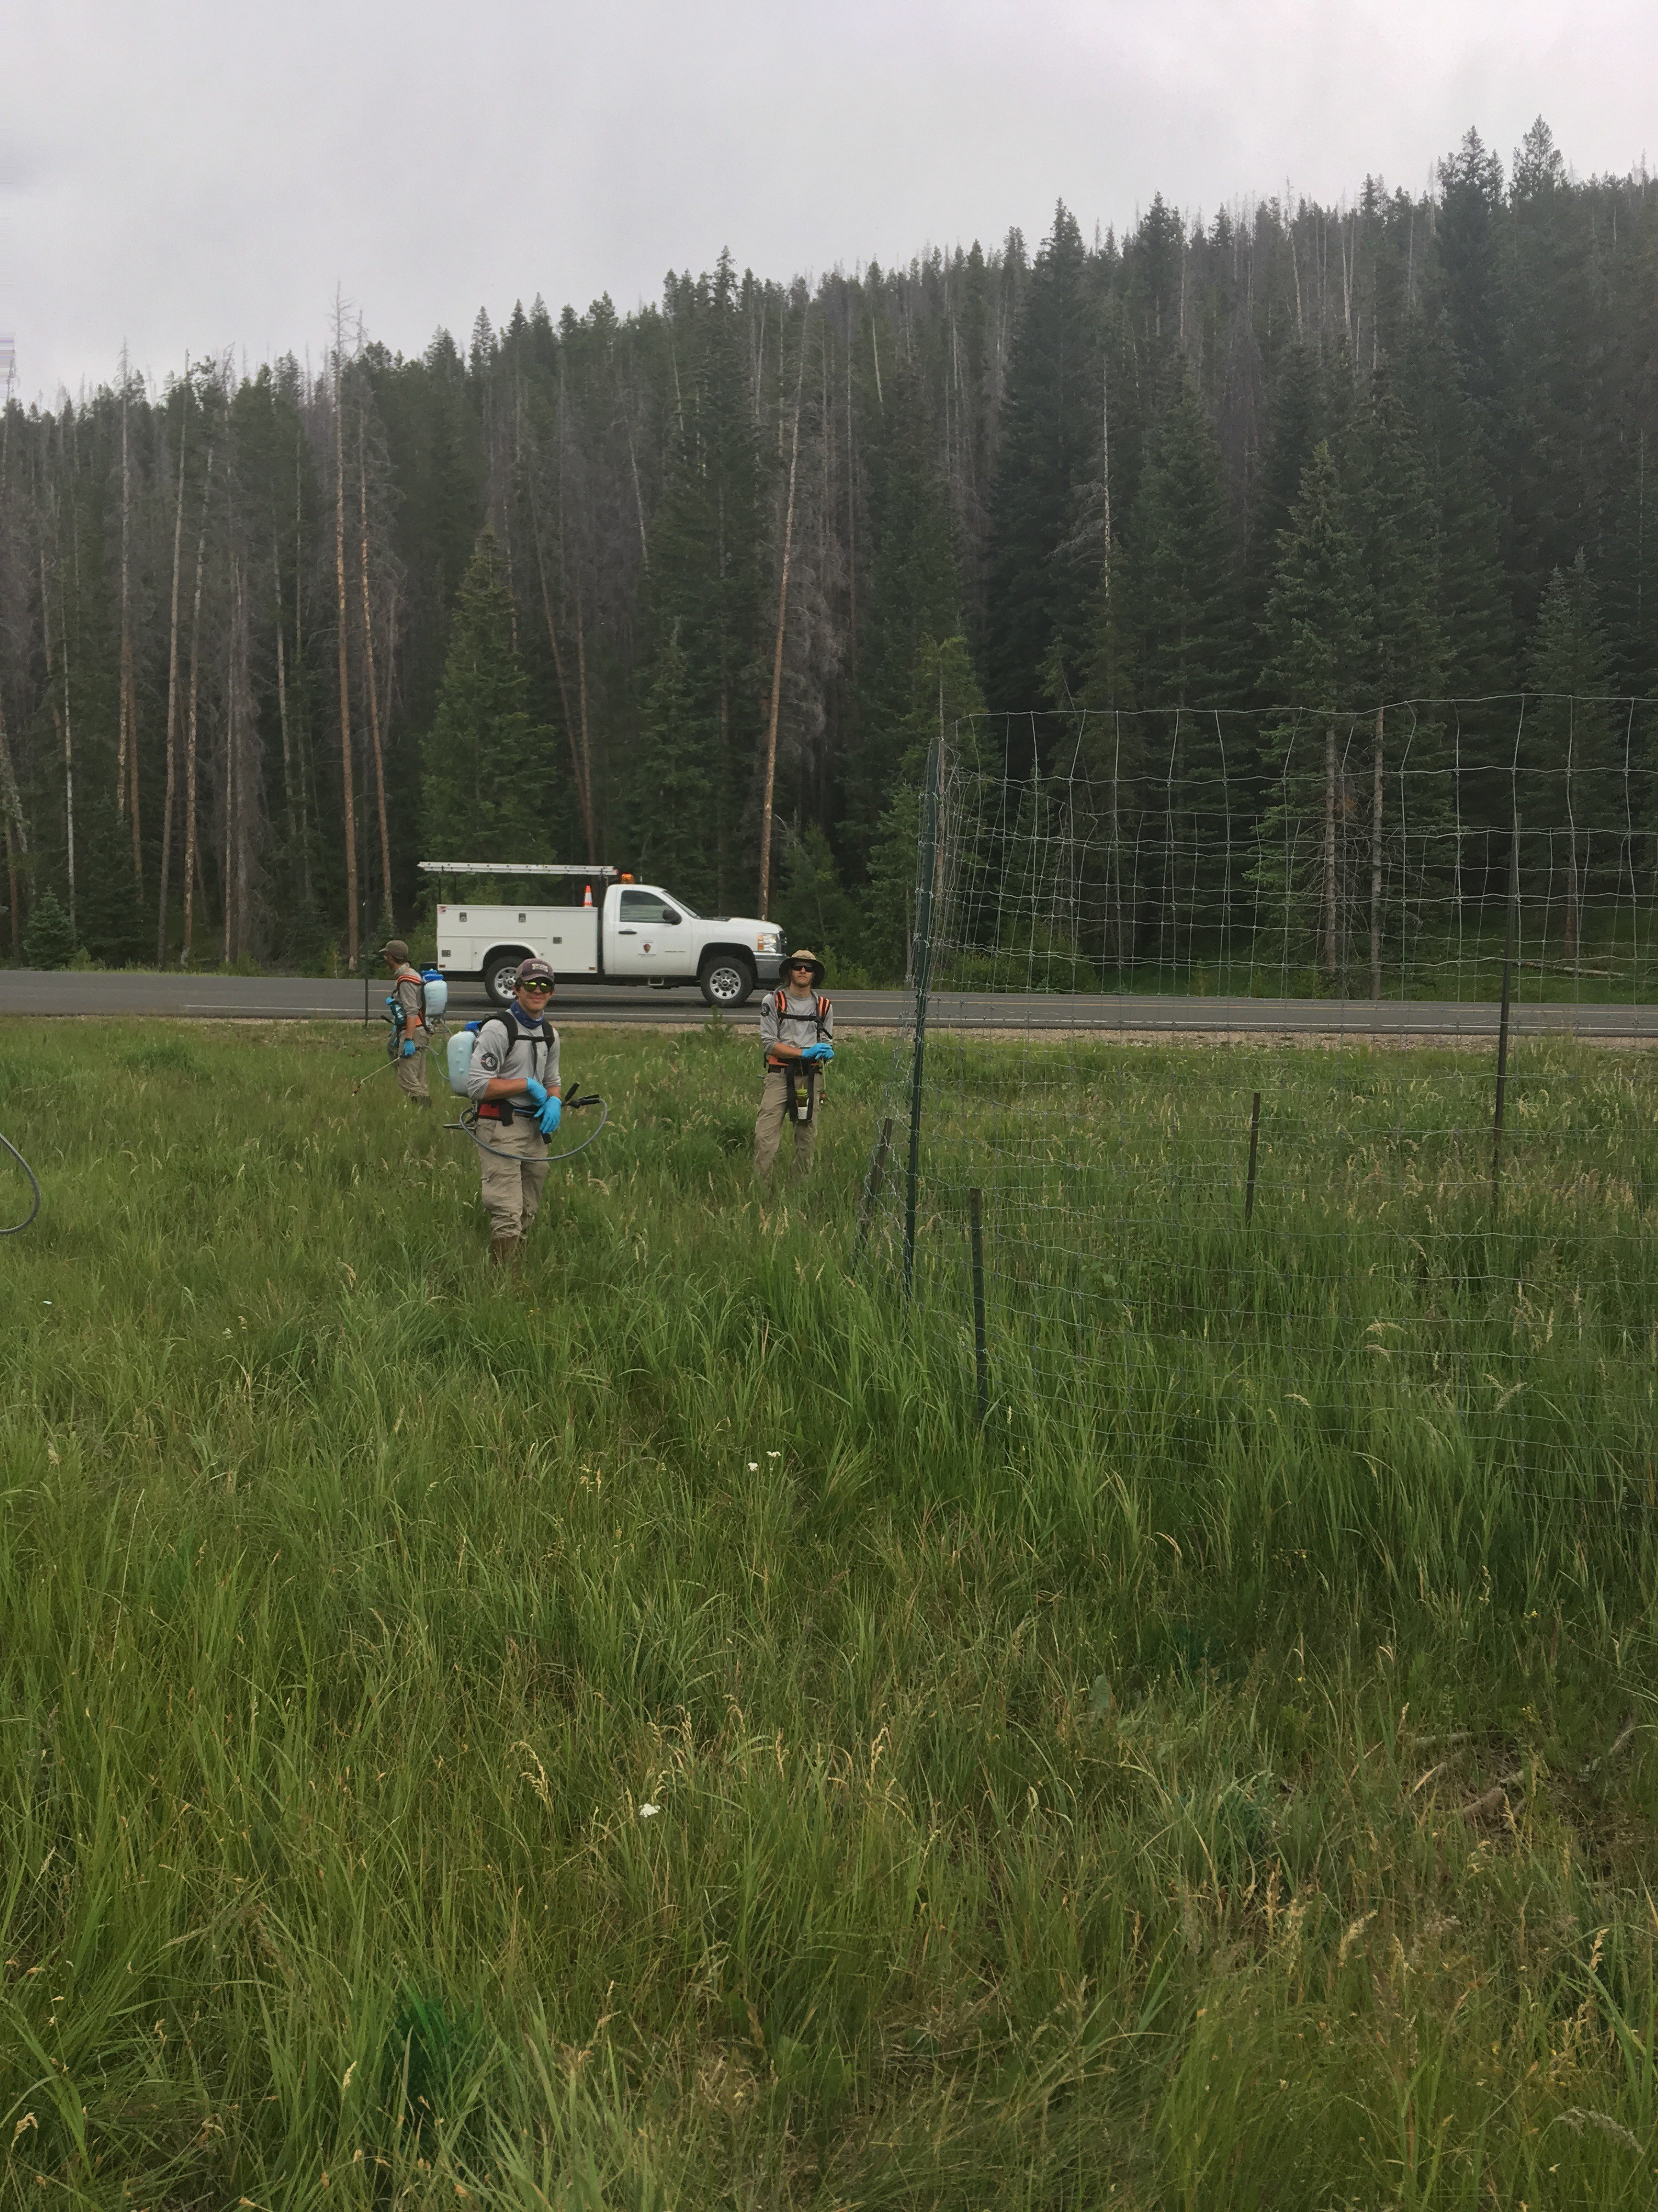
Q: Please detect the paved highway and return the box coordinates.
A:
[5,968,1658,1039]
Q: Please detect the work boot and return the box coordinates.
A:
[489,1232,521,1267]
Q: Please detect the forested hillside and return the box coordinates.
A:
[0,119,1652,977]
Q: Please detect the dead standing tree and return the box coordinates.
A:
[155,369,190,963]
[178,443,215,967]
[758,302,807,918]
[331,297,360,971]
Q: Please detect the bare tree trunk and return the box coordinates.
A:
[0,684,25,951]
[273,532,296,857]
[40,544,76,936]
[575,598,596,859]
[616,367,650,574]
[1323,721,1338,979]
[357,416,394,928]
[758,322,807,918]
[332,307,360,970]
[179,448,213,966]
[223,559,236,964]
[118,359,142,883]
[292,432,313,905]
[528,496,593,857]
[156,383,189,963]
[1371,704,1383,1000]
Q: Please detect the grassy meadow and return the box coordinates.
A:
[1,1014,1657,2207]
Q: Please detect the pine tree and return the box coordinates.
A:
[630,624,715,906]
[21,888,77,970]
[1520,554,1622,957]
[1400,323,1512,702]
[1259,442,1368,978]
[1250,341,1326,621]
[1134,376,1245,709]
[638,253,764,910]
[1435,130,1508,438]
[420,531,556,860]
[864,635,985,979]
[845,363,961,862]
[984,205,1097,726]
[1341,375,1443,701]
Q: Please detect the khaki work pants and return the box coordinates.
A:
[477,1113,550,1239]
[754,1065,816,1178]
[394,1037,430,1103]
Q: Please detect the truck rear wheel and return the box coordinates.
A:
[698,953,755,1009]
[483,949,532,1007]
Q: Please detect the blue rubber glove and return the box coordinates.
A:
[522,1077,550,1109]
[536,1095,562,1138]
[800,1041,834,1063]
[400,1038,418,1058]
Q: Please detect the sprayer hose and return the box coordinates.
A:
[445,1097,609,1166]
[0,1132,42,1235]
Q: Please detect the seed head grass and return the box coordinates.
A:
[0,1017,1654,2205]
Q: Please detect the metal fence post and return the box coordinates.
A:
[851,1114,894,1272]
[969,1186,988,1425]
[1244,1090,1262,1225]
[1492,814,1520,1209]
[904,738,941,1300]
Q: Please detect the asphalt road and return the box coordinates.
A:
[7,968,1658,1039]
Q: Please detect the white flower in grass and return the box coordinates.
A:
[747,1462,758,1471]
[639,1802,661,1819]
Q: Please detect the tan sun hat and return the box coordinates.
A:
[783,948,826,983]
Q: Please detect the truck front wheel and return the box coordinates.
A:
[483,949,532,1007]
[698,953,755,1009]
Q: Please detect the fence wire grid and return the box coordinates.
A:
[856,700,1658,1512]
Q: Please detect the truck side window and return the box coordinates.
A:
[619,889,681,925]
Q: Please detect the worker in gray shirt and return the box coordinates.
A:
[466,957,562,1264]
[755,950,833,1180]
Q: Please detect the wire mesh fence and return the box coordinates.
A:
[856,701,1658,1511]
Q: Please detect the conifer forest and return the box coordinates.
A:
[2,119,1655,981]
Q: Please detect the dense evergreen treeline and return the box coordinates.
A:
[1,119,1653,978]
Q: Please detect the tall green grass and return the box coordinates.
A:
[0,1016,1655,2205]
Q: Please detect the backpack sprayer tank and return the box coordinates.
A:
[448,1024,481,1097]
[421,967,449,1022]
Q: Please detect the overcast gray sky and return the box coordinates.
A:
[1,0,1649,404]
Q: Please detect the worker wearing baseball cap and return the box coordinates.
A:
[755,947,833,1180]
[380,938,430,1107]
[464,956,562,1264]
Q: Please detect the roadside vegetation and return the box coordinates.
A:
[1,1017,1656,2207]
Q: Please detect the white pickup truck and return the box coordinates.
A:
[421,862,786,1008]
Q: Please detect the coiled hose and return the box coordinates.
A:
[0,1132,41,1235]
[446,1090,609,1165]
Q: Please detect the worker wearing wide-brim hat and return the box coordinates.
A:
[755,949,833,1180]
[381,939,430,1107]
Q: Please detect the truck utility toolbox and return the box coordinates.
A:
[420,863,785,1007]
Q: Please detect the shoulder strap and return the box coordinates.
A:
[774,989,787,1018]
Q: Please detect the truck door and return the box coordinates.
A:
[609,886,689,977]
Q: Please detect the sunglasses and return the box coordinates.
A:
[520,980,553,994]
[788,961,815,971]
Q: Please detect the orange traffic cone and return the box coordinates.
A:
[583,884,593,907]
